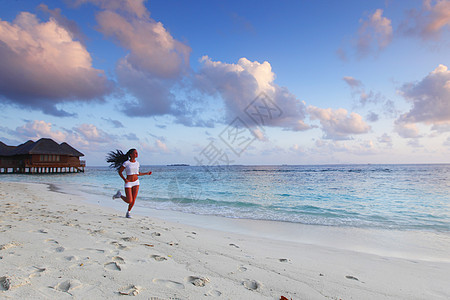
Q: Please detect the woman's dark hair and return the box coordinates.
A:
[106,149,136,171]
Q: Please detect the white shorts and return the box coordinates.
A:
[124,179,139,188]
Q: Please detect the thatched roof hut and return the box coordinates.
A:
[0,138,85,174]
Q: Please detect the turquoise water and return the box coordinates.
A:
[2,164,449,232]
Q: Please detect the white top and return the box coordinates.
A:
[123,160,140,176]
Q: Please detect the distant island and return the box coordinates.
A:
[167,164,190,166]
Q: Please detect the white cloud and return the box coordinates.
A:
[0,12,112,116]
[307,106,371,140]
[398,64,450,124]
[16,120,67,142]
[356,9,393,57]
[195,56,310,131]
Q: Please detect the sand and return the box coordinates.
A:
[0,181,449,299]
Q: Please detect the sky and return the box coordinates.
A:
[0,0,449,166]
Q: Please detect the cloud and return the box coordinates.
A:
[356,9,393,57]
[16,120,67,142]
[74,123,114,143]
[314,139,377,156]
[400,0,450,39]
[343,76,363,88]
[431,122,450,132]
[444,136,450,146]
[138,139,169,153]
[366,111,379,122]
[72,0,149,19]
[378,133,393,147]
[116,58,175,116]
[343,76,383,107]
[39,4,85,43]
[0,12,113,116]
[407,138,424,148]
[156,139,169,152]
[195,56,310,131]
[398,64,450,124]
[307,106,371,140]
[102,117,124,128]
[394,119,421,138]
[96,9,190,79]
[11,120,116,153]
[76,0,192,118]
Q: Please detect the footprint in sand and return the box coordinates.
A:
[118,284,141,296]
[152,279,185,290]
[206,289,222,296]
[186,276,210,287]
[53,279,82,295]
[81,248,106,253]
[0,276,30,291]
[28,266,46,278]
[238,266,248,272]
[44,239,59,244]
[0,241,21,250]
[111,241,128,250]
[54,246,65,253]
[104,261,122,271]
[150,255,167,262]
[242,279,261,291]
[89,229,106,235]
[151,232,161,238]
[279,258,289,263]
[122,236,138,242]
[64,255,78,261]
[112,256,125,264]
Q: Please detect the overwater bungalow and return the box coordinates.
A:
[0,138,85,174]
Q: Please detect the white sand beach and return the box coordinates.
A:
[1,181,449,299]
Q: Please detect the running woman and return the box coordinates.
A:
[106,149,152,218]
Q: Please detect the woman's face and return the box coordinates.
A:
[131,150,138,159]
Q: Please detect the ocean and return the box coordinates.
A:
[1,164,449,233]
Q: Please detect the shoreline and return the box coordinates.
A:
[1,181,449,299]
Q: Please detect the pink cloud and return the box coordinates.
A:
[401,0,450,39]
[356,9,393,57]
[0,12,113,116]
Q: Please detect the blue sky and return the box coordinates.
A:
[1,0,449,166]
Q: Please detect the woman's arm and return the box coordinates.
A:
[118,166,127,182]
[138,171,152,176]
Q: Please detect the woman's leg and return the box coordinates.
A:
[127,185,139,212]
[121,188,132,204]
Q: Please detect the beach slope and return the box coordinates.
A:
[0,182,449,299]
